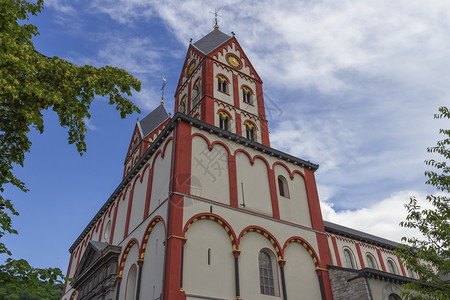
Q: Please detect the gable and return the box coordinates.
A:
[73,241,108,280]
[209,36,262,82]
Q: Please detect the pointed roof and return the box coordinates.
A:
[138,104,170,138]
[193,29,232,54]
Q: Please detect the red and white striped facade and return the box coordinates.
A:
[61,28,416,300]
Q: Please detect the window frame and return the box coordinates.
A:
[277,175,290,198]
[244,121,257,141]
[217,75,229,94]
[387,259,398,274]
[258,250,277,296]
[365,253,377,269]
[343,248,356,269]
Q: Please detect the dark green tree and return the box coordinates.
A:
[396,106,450,299]
[1,0,141,293]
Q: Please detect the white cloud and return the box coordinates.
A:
[83,117,97,131]
[321,190,432,243]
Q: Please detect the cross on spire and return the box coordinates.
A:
[211,8,221,29]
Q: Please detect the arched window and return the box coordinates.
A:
[366,254,376,269]
[387,259,398,274]
[242,86,253,105]
[407,268,415,278]
[278,175,290,198]
[125,264,137,300]
[259,251,275,296]
[245,121,256,141]
[192,79,201,107]
[343,249,355,269]
[217,75,229,93]
[179,95,187,113]
[218,111,231,131]
[388,294,402,300]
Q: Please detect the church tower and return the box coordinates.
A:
[61,27,338,300]
[174,28,270,146]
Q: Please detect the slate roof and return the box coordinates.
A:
[193,29,232,54]
[139,104,170,138]
[324,221,399,249]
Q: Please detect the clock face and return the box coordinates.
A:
[226,53,242,69]
[187,60,195,77]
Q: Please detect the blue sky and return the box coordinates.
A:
[2,0,450,273]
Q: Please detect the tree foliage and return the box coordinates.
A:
[396,106,450,299]
[1,0,141,294]
[0,258,63,300]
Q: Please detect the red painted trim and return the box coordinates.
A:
[282,236,321,268]
[235,113,242,136]
[139,216,165,260]
[316,233,334,300]
[355,243,365,269]
[217,108,233,119]
[255,82,270,147]
[70,290,77,300]
[397,255,407,276]
[229,154,238,208]
[304,169,325,231]
[109,198,120,244]
[75,245,82,269]
[331,236,342,267]
[117,238,140,278]
[233,74,240,109]
[191,133,232,156]
[183,213,238,249]
[268,168,281,219]
[98,217,105,242]
[187,79,192,114]
[164,122,191,300]
[237,226,283,260]
[377,248,387,272]
[242,119,258,130]
[215,73,231,83]
[124,173,143,239]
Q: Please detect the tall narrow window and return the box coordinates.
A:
[259,251,275,296]
[192,79,201,107]
[245,122,256,141]
[366,254,376,269]
[179,95,187,113]
[387,260,397,274]
[125,264,137,300]
[217,75,228,93]
[278,175,290,198]
[343,249,355,269]
[207,248,211,265]
[242,86,253,104]
[218,111,230,131]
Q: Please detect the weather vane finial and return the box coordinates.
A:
[211,8,221,29]
[160,77,166,105]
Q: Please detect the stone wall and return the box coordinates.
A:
[329,268,371,300]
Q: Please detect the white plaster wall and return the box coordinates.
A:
[213,65,234,105]
[215,42,253,78]
[112,191,130,244]
[275,166,311,227]
[380,251,401,274]
[140,221,165,300]
[149,140,173,213]
[239,232,283,299]
[284,243,322,300]
[334,238,361,269]
[128,166,150,233]
[191,136,230,204]
[360,245,381,270]
[236,153,272,216]
[182,199,320,258]
[237,76,258,115]
[214,102,237,134]
[183,219,235,299]
[327,235,338,266]
[119,243,139,300]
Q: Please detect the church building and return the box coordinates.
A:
[61,27,419,300]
